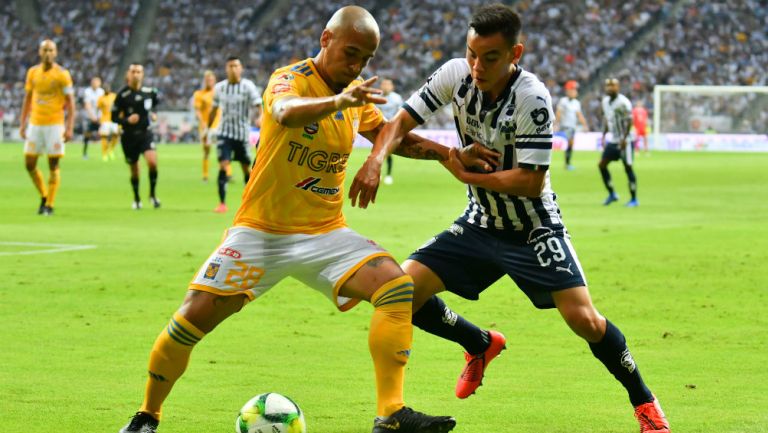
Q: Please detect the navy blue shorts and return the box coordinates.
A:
[602,142,634,165]
[217,136,251,164]
[408,221,587,309]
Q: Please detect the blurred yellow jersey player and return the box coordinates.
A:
[97,86,119,161]
[233,58,383,234]
[193,70,222,181]
[20,39,76,216]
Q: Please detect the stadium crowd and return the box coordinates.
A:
[1,0,766,136]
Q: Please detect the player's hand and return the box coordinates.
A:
[442,148,471,183]
[19,125,26,140]
[150,112,158,122]
[127,114,140,124]
[348,155,382,209]
[335,76,387,110]
[63,128,73,142]
[459,143,500,173]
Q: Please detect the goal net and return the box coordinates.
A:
[652,85,768,151]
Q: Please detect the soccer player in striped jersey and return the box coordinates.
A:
[20,39,76,216]
[376,78,403,184]
[599,78,638,207]
[119,6,461,433]
[207,57,262,213]
[83,76,104,159]
[555,80,588,170]
[192,70,221,181]
[350,5,669,432]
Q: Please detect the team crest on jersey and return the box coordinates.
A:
[203,262,220,280]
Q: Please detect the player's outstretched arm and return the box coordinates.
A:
[19,92,32,139]
[64,94,76,142]
[443,148,545,198]
[273,76,386,128]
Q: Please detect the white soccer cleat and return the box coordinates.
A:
[132,201,142,210]
[384,175,394,185]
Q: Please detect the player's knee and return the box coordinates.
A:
[177,289,247,334]
[564,309,605,341]
[25,162,36,172]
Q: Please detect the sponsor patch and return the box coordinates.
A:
[272,83,292,95]
[217,247,242,259]
[203,262,220,280]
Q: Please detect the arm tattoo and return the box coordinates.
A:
[393,141,446,161]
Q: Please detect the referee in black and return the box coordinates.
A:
[207,56,262,213]
[112,63,161,210]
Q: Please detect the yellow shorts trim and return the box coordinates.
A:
[188,283,257,301]
[333,252,393,312]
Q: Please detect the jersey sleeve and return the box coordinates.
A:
[61,69,74,95]
[24,68,33,93]
[152,89,160,112]
[212,84,220,108]
[515,86,554,170]
[358,102,384,133]
[263,70,309,113]
[111,94,124,125]
[402,58,465,124]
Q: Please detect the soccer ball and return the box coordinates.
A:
[235,392,307,433]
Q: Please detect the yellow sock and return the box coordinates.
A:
[369,275,414,416]
[225,164,232,177]
[202,158,209,179]
[140,312,205,420]
[110,136,118,153]
[28,168,47,198]
[46,168,60,207]
[101,137,109,158]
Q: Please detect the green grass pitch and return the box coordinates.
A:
[1,142,767,433]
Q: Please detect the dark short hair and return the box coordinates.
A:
[226,56,241,63]
[469,3,522,45]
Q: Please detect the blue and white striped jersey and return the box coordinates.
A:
[602,93,632,142]
[403,58,563,232]
[213,78,262,142]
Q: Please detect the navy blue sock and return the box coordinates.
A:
[565,146,573,165]
[412,295,489,355]
[217,169,227,204]
[589,320,653,406]
[600,165,614,194]
[624,164,637,200]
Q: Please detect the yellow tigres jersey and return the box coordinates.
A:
[97,92,116,123]
[193,88,221,130]
[25,63,74,126]
[233,58,384,235]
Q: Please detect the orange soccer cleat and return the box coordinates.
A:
[455,330,506,399]
[634,396,670,433]
[214,203,228,213]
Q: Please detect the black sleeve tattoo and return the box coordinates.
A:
[393,140,446,161]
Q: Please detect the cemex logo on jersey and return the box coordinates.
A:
[217,247,242,259]
[295,177,340,196]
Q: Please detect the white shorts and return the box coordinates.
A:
[24,124,65,156]
[189,226,391,311]
[206,128,219,145]
[99,122,119,136]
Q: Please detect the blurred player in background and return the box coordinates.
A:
[376,78,403,184]
[599,78,637,207]
[82,76,103,159]
[97,83,119,160]
[112,63,161,210]
[19,39,76,216]
[118,6,460,433]
[555,80,588,170]
[208,56,261,213]
[192,70,222,181]
[633,99,649,154]
[350,5,669,433]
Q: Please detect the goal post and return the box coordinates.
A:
[652,85,768,151]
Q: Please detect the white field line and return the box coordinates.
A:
[0,241,97,256]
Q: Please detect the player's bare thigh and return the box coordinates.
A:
[177,289,249,333]
[552,285,606,342]
[402,259,446,311]
[339,256,405,302]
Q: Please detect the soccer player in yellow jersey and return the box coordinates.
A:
[119,6,471,433]
[97,83,119,160]
[192,70,221,181]
[19,39,75,216]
